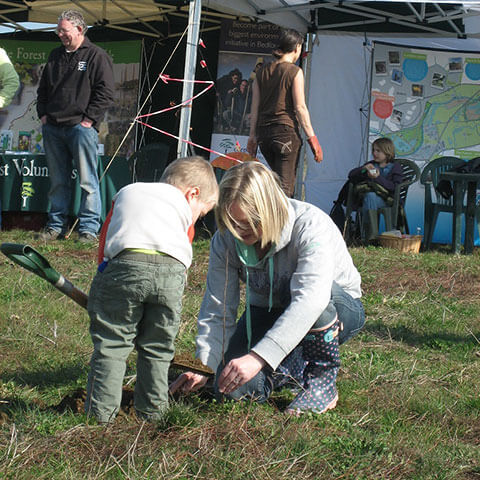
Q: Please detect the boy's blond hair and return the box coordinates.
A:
[372,137,395,162]
[161,156,219,202]
[216,162,289,248]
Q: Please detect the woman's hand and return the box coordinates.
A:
[307,135,323,163]
[247,136,258,156]
[169,372,209,394]
[218,352,266,394]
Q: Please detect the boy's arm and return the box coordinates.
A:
[97,201,115,265]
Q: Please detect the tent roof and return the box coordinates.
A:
[0,1,478,38]
[207,1,480,36]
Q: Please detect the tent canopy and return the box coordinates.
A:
[0,1,479,38]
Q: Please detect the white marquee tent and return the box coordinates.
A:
[1,1,479,240]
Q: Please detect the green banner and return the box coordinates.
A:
[97,41,142,64]
[0,154,131,216]
[1,38,141,65]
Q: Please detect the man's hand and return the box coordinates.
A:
[80,118,93,128]
[40,115,47,125]
[218,352,266,394]
[169,372,209,394]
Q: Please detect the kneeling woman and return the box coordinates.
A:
[170,162,365,414]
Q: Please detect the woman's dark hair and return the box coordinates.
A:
[273,28,304,59]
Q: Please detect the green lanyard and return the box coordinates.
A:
[234,239,274,351]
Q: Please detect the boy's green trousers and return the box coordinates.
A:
[85,251,186,423]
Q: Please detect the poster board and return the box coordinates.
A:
[369,41,480,242]
[0,39,141,158]
[209,19,281,162]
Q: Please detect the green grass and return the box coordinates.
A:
[0,229,479,479]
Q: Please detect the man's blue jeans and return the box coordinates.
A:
[215,282,365,402]
[42,122,101,235]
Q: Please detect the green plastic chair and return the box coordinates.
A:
[420,156,465,250]
[378,158,421,234]
[128,142,170,183]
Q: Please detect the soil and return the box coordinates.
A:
[52,358,213,420]
[54,387,136,418]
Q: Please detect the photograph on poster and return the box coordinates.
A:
[392,109,403,123]
[432,72,446,89]
[412,84,424,97]
[389,51,400,65]
[449,57,463,72]
[214,52,271,136]
[375,61,387,75]
[391,69,403,85]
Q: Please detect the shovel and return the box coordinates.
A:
[0,242,213,377]
[0,243,88,309]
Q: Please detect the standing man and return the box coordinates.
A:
[37,10,114,242]
[0,46,20,230]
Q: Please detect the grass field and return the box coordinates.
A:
[0,229,479,479]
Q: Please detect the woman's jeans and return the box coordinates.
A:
[257,124,302,198]
[215,282,365,402]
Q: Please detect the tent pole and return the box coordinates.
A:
[295,32,314,201]
[177,0,202,158]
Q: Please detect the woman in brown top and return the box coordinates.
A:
[247,28,323,197]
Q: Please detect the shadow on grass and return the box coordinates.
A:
[0,362,87,389]
[364,323,480,350]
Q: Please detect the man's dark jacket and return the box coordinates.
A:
[37,37,114,129]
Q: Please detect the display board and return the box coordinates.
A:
[369,41,480,243]
[0,39,141,158]
[369,41,480,163]
[209,19,282,163]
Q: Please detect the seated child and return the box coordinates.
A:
[348,137,403,241]
[85,156,218,423]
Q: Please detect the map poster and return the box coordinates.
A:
[369,41,480,244]
[0,39,141,158]
[369,41,480,163]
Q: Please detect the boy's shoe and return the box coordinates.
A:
[78,232,97,244]
[36,227,61,241]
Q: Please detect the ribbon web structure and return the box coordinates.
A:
[65,31,246,238]
[135,74,244,166]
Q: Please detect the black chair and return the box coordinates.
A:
[128,142,170,182]
[420,156,465,250]
[344,158,420,244]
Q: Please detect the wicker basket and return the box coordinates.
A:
[377,234,423,253]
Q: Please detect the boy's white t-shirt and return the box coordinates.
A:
[102,182,194,268]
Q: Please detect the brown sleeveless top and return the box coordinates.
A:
[256,61,300,130]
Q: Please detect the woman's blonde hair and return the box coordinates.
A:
[372,137,395,163]
[161,156,218,202]
[216,162,289,248]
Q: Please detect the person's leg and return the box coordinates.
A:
[286,318,340,415]
[258,125,302,198]
[42,123,72,234]
[215,306,284,403]
[68,124,101,236]
[85,259,145,423]
[332,282,365,345]
[285,283,364,415]
[361,192,387,241]
[134,255,186,421]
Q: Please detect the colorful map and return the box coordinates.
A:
[369,42,480,161]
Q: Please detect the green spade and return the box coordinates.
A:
[1,243,88,309]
